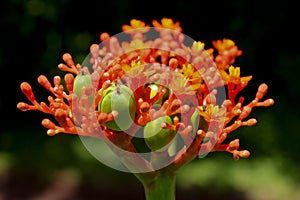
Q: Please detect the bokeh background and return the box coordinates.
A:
[1,0,300,199]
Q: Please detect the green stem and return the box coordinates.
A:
[140,170,177,200]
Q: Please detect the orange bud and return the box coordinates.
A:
[20,82,35,102]
[90,44,99,53]
[38,75,51,90]
[204,89,217,105]
[47,129,58,136]
[169,58,178,69]
[98,112,108,122]
[263,98,274,106]
[256,83,268,100]
[243,118,257,126]
[58,63,69,71]
[53,75,61,86]
[17,102,30,111]
[62,53,74,67]
[109,36,121,56]
[239,106,252,119]
[41,118,56,129]
[238,150,250,158]
[64,73,74,93]
[228,139,240,151]
[54,109,68,127]
[100,32,110,41]
[140,102,150,113]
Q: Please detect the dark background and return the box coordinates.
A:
[1,0,300,199]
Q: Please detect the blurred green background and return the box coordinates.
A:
[1,0,300,199]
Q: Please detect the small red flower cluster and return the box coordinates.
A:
[17,18,274,169]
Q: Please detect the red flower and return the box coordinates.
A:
[17,18,274,169]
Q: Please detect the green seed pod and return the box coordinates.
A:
[73,73,94,105]
[146,83,170,106]
[98,83,136,131]
[147,83,162,106]
[148,83,159,99]
[102,84,116,97]
[144,116,176,151]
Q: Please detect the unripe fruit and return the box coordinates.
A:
[148,83,159,99]
[146,83,170,105]
[147,83,162,106]
[144,116,176,151]
[102,84,116,97]
[98,83,136,131]
[73,73,94,105]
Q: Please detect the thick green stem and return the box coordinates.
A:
[140,170,177,200]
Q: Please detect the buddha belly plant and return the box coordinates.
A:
[17,18,274,200]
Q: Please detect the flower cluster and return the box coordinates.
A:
[17,18,274,171]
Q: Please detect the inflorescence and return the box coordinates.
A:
[17,18,274,170]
